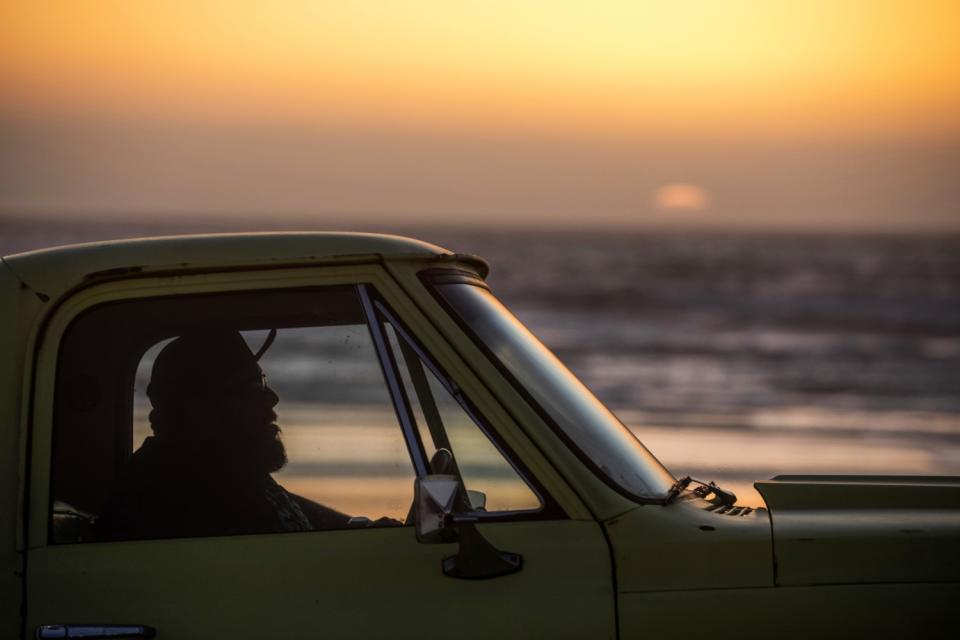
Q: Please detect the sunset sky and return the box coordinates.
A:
[2,1,958,231]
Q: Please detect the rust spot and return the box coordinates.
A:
[84,265,144,280]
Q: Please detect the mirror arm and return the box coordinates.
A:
[414,474,522,579]
[441,518,523,580]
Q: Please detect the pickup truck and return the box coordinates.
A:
[2,232,958,639]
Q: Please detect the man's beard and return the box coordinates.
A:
[224,422,288,475]
[150,403,288,476]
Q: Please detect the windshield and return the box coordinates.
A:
[433,275,675,501]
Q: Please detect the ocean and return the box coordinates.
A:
[4,217,959,506]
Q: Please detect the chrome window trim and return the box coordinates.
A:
[369,295,553,519]
[358,283,429,478]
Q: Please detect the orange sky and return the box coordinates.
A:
[3,0,958,137]
[1,1,958,229]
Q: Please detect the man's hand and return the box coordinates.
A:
[369,516,403,528]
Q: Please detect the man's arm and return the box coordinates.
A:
[288,493,353,530]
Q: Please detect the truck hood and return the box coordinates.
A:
[755,475,960,586]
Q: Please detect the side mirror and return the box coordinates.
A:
[414,474,462,543]
[466,489,487,511]
[414,475,522,580]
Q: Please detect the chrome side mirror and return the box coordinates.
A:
[414,474,462,543]
[414,475,523,579]
[466,489,487,511]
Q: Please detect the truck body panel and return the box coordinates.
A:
[757,475,960,586]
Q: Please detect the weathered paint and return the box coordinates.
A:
[757,475,960,586]
[28,522,616,639]
[0,259,49,640]
[605,497,773,595]
[620,582,960,639]
[3,232,449,304]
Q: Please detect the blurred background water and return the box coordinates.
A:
[5,217,959,506]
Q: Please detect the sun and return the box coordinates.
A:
[653,183,710,211]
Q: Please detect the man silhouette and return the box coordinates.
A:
[96,329,360,540]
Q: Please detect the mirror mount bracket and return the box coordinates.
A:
[415,475,523,579]
[441,519,523,580]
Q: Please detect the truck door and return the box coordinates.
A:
[25,269,614,639]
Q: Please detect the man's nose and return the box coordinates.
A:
[264,385,279,408]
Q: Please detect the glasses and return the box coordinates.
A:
[220,371,269,396]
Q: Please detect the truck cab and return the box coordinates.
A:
[2,233,957,639]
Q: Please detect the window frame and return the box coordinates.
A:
[362,285,556,521]
[31,264,566,548]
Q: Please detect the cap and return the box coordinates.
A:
[147,329,262,405]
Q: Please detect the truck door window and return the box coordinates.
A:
[52,286,414,544]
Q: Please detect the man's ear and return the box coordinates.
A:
[169,400,225,438]
[215,397,261,432]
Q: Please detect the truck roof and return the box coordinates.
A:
[1,232,461,302]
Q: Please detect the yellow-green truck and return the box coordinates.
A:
[2,233,958,639]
